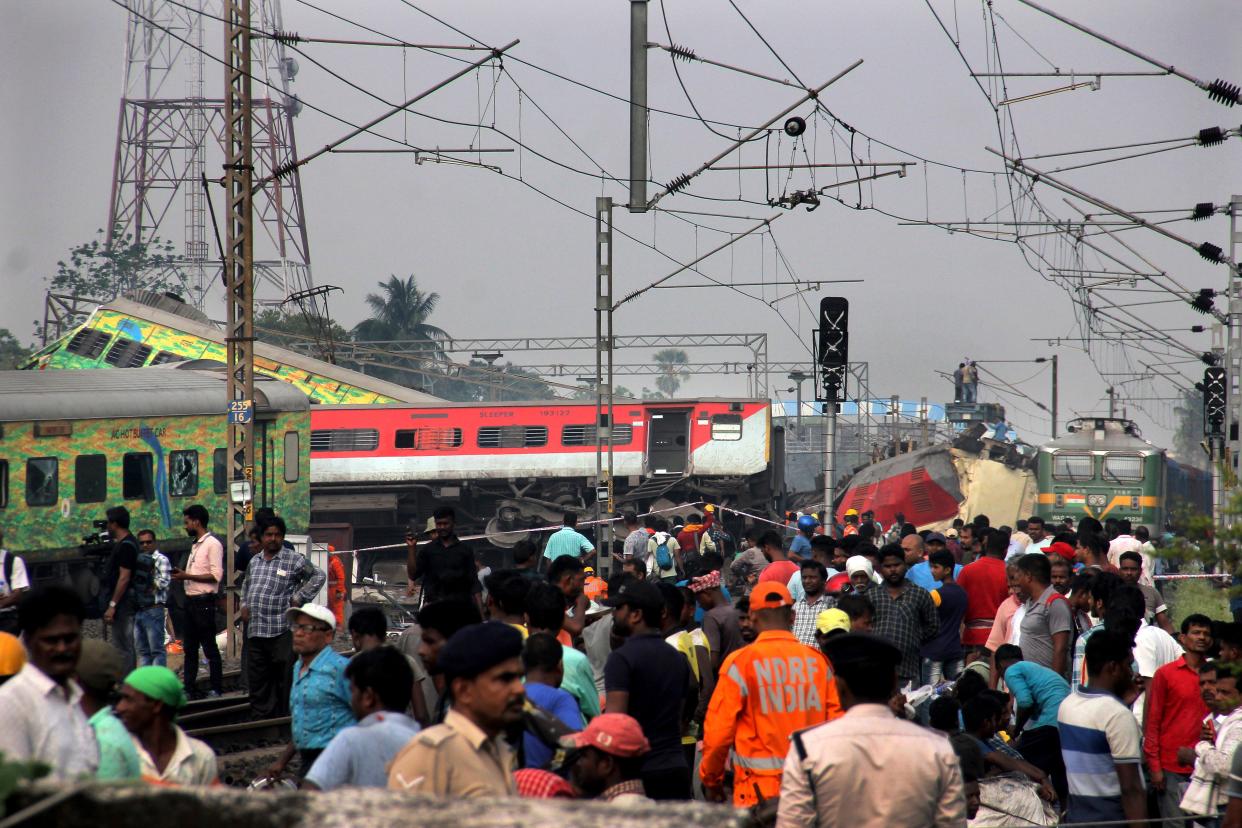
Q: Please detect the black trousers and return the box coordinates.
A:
[1017,724,1067,805]
[642,765,693,801]
[248,631,293,717]
[182,594,223,695]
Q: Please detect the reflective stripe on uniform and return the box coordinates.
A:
[727,663,748,697]
[733,753,786,771]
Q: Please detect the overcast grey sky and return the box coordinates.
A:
[2,1,1238,452]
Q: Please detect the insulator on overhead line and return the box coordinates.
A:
[1191,289,1216,314]
[665,173,692,194]
[1206,79,1240,107]
[1197,126,1225,146]
[1197,242,1225,263]
[669,43,697,62]
[1192,202,1216,221]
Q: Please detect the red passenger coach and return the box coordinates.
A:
[307,398,775,549]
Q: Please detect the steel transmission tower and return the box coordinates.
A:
[108,0,314,309]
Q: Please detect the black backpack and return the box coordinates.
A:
[132,549,156,610]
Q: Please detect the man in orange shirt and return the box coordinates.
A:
[700,581,841,807]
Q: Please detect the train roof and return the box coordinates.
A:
[1040,417,1161,453]
[0,367,309,422]
[99,296,443,405]
[312,397,769,411]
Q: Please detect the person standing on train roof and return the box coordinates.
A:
[0,526,31,636]
[542,511,596,568]
[241,515,326,718]
[102,506,140,674]
[406,506,482,610]
[172,504,223,698]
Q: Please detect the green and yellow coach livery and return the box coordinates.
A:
[1035,417,1210,532]
[0,367,311,584]
[22,292,438,405]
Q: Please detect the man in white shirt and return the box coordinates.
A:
[1107,519,1145,572]
[0,528,31,635]
[0,585,99,779]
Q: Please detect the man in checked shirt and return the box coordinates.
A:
[241,516,325,717]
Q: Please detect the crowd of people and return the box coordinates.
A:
[3,500,1242,827]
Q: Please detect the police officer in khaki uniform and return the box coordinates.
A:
[388,622,525,797]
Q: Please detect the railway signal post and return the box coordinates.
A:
[816,297,849,528]
[223,0,255,660]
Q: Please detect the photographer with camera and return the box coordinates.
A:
[102,506,140,672]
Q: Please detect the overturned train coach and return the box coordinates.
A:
[308,399,777,550]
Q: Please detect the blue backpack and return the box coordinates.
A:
[655,537,674,570]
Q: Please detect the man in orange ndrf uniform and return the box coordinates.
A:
[699,580,842,807]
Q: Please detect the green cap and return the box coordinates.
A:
[123,665,188,711]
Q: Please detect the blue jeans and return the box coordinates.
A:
[135,606,167,667]
[922,656,963,686]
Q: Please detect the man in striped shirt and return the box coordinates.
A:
[1057,629,1146,826]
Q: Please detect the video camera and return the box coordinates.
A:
[81,519,112,552]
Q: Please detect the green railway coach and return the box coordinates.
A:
[1035,417,1210,532]
[0,367,310,586]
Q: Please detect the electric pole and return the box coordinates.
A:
[224,0,255,659]
[595,198,615,574]
[1051,354,1059,438]
[628,0,648,213]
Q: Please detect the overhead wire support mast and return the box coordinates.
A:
[256,39,520,187]
[223,0,254,663]
[645,59,864,210]
[1014,0,1240,106]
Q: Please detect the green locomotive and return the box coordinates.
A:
[1035,417,1210,531]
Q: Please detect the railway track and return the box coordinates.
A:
[186,715,291,754]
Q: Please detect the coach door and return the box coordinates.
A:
[647,409,690,475]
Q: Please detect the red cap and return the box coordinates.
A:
[826,572,852,594]
[751,581,794,610]
[562,713,650,758]
[1046,541,1076,562]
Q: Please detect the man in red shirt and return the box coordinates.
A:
[757,532,798,586]
[955,528,1009,659]
[1144,613,1213,823]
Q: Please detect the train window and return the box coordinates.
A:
[0,460,8,507]
[710,414,743,441]
[65,328,112,360]
[1052,452,1094,482]
[396,428,464,450]
[169,450,198,497]
[560,424,634,446]
[122,453,155,501]
[284,432,300,482]
[75,454,108,503]
[310,429,380,452]
[477,426,548,448]
[103,337,154,369]
[26,457,58,507]
[1103,455,1144,483]
[149,350,184,366]
[213,448,227,494]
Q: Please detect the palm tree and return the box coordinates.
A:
[653,348,691,397]
[351,275,450,389]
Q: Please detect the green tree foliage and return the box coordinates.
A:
[653,348,691,397]
[255,307,351,355]
[349,275,450,390]
[0,329,31,370]
[48,228,176,301]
